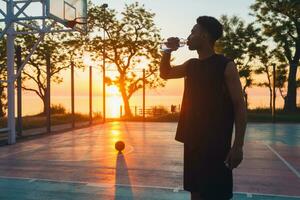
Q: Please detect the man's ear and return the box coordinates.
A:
[201,31,209,40]
[203,32,214,44]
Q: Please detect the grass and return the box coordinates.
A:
[247,108,300,123]
[0,113,103,130]
[0,108,299,131]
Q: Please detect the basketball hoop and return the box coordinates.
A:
[65,17,87,29]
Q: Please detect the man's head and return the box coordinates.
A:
[187,16,223,50]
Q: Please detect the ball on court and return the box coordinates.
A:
[115,141,125,152]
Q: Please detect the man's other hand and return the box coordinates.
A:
[224,146,243,170]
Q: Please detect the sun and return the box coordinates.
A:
[107,85,119,96]
[106,85,122,118]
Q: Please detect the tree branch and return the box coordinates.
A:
[287,31,297,41]
[21,85,43,99]
[278,87,286,100]
[50,66,69,76]
[127,78,142,99]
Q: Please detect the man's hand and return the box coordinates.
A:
[224,146,243,170]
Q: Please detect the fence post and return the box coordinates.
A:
[16,46,22,136]
[143,69,145,121]
[46,52,51,133]
[89,66,92,125]
[120,105,122,118]
[71,61,75,128]
[272,64,276,123]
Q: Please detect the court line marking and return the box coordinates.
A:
[235,192,300,199]
[0,175,300,198]
[265,143,300,179]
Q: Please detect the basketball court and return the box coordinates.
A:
[0,122,299,199]
[1,1,300,199]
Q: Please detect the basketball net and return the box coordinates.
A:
[66,17,87,29]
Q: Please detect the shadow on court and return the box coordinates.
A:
[115,152,134,200]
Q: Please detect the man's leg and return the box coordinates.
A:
[191,193,232,200]
[191,192,205,200]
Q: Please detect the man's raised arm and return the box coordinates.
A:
[160,52,188,79]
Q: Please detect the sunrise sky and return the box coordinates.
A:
[1,0,299,116]
[53,0,289,98]
[55,0,259,97]
[31,1,300,113]
[89,0,257,96]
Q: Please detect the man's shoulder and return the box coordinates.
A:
[214,54,235,72]
[216,54,233,63]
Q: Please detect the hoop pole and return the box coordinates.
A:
[7,0,16,144]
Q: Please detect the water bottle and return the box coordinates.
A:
[160,38,187,52]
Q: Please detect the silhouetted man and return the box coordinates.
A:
[160,16,247,200]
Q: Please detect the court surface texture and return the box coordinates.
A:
[0,122,299,200]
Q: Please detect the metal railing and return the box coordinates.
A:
[119,104,181,118]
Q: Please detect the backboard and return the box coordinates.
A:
[47,0,87,34]
[0,0,6,32]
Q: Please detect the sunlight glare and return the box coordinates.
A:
[107,86,122,118]
[107,85,119,96]
[83,53,94,66]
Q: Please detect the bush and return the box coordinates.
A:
[50,104,66,114]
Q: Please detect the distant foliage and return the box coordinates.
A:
[50,104,66,114]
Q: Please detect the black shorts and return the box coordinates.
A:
[183,144,233,199]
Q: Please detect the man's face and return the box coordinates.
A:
[187,24,209,50]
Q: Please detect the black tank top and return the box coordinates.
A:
[175,54,234,151]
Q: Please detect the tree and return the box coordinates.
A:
[275,63,289,101]
[217,15,265,109]
[62,33,86,70]
[254,48,287,110]
[88,2,164,117]
[0,37,7,117]
[254,48,274,111]
[16,30,71,115]
[251,0,300,112]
